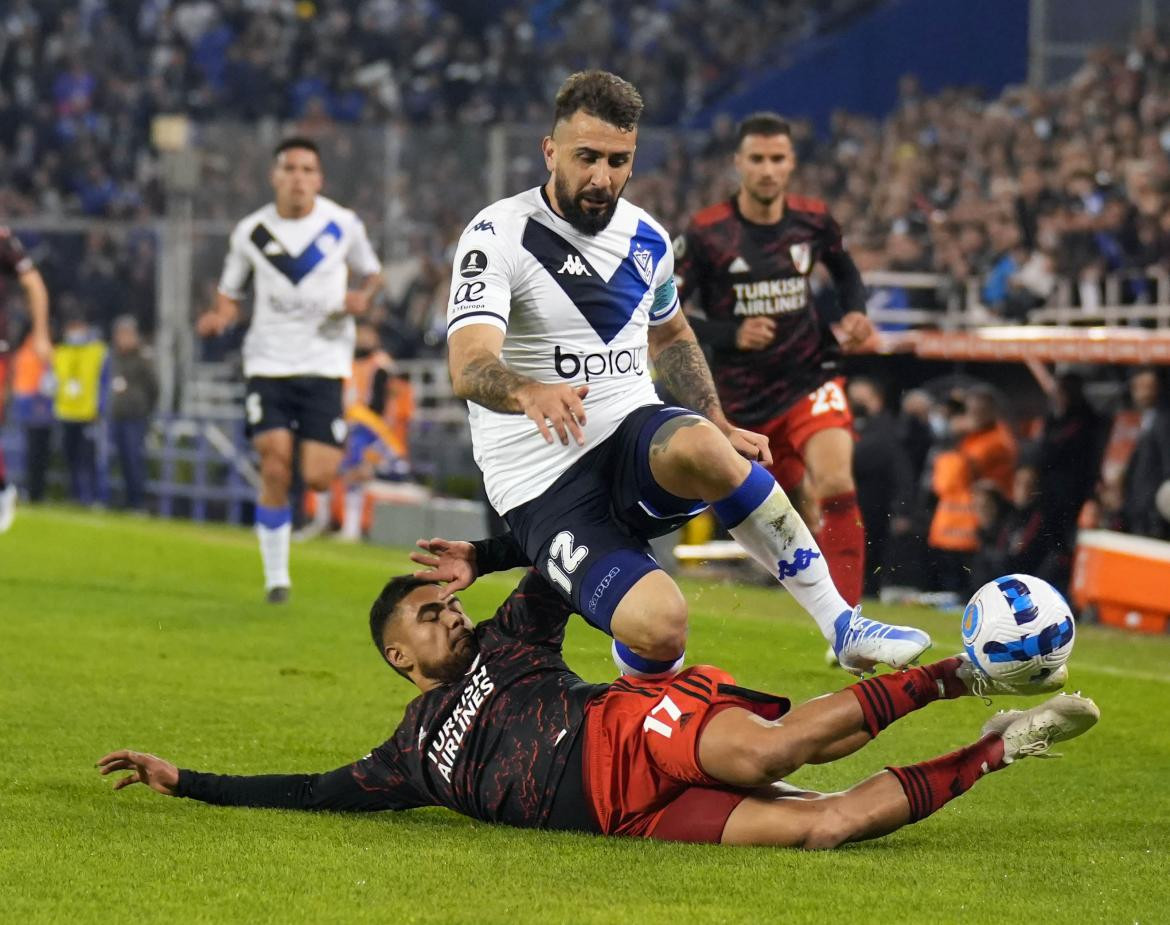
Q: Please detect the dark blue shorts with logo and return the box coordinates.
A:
[504,404,707,634]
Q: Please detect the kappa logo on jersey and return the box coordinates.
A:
[557,254,591,276]
[789,242,812,275]
[250,221,343,285]
[522,218,667,344]
[460,249,488,279]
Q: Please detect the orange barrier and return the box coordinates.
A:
[1071,529,1170,634]
[873,326,1170,365]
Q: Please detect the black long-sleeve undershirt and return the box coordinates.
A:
[176,766,395,811]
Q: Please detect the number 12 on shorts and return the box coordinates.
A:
[643,694,681,738]
[546,531,588,594]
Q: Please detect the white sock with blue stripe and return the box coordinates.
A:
[713,463,850,642]
[256,503,292,590]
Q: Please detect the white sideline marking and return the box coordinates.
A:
[1075,664,1170,685]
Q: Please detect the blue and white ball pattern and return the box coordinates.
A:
[962,574,1076,685]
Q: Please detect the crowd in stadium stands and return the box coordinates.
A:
[854,365,1170,601]
[3,5,1170,578]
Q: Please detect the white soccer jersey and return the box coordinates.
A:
[218,195,381,378]
[447,186,681,514]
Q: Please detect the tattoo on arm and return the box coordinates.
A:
[460,354,535,413]
[653,339,723,420]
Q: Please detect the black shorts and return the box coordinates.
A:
[504,404,708,632]
[244,376,346,448]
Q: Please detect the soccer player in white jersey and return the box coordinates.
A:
[198,138,383,602]
[444,71,931,677]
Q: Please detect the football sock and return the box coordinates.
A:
[310,490,331,528]
[612,640,684,679]
[887,733,1006,823]
[713,462,850,642]
[849,658,966,737]
[256,503,292,589]
[341,487,364,540]
[816,491,865,606]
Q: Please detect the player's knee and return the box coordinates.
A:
[651,419,746,498]
[259,455,292,492]
[813,469,855,500]
[612,580,689,660]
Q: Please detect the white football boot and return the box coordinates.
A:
[831,606,932,676]
[981,692,1100,763]
[956,652,1068,700]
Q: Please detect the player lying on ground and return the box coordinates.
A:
[446,69,927,678]
[99,562,1097,846]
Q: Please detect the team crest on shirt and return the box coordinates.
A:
[789,242,812,274]
[631,244,655,286]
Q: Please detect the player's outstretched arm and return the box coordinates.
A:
[449,325,589,446]
[410,534,530,595]
[98,749,412,812]
[648,313,771,464]
[196,292,241,338]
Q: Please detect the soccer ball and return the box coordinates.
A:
[961,574,1076,685]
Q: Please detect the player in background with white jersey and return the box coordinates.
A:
[444,71,930,678]
[198,138,383,602]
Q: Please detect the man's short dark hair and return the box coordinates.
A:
[736,112,792,147]
[274,136,321,162]
[369,576,435,680]
[553,70,643,133]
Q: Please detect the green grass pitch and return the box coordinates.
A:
[2,506,1168,924]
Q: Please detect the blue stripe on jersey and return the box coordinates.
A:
[521,218,667,344]
[250,221,342,285]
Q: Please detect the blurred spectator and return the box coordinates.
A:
[52,310,108,506]
[848,377,914,597]
[9,330,55,502]
[897,388,934,486]
[1121,367,1170,539]
[927,446,977,594]
[1036,371,1101,584]
[108,315,157,511]
[954,387,1017,497]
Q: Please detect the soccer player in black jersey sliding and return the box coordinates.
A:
[98,538,1097,847]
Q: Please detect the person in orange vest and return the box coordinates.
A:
[955,387,1018,498]
[927,448,978,593]
[9,330,55,504]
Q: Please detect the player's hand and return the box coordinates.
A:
[516,382,589,446]
[837,311,875,352]
[725,427,773,466]
[32,331,53,364]
[196,309,231,337]
[344,291,371,316]
[410,537,478,596]
[736,317,776,351]
[97,750,180,796]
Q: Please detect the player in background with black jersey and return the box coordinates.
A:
[677,113,874,607]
